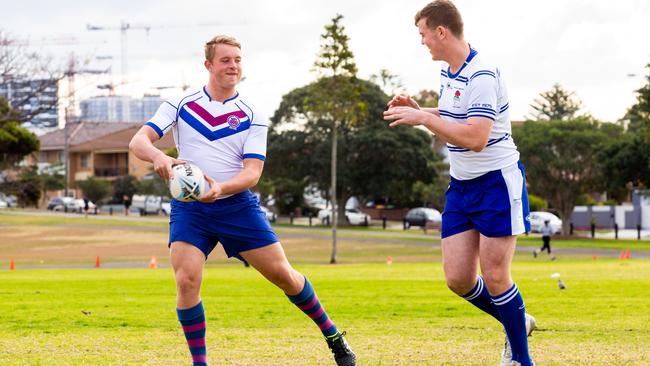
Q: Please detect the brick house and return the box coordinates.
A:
[37,121,175,193]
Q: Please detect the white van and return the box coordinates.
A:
[131,195,163,215]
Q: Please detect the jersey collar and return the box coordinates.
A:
[446,46,478,80]
[202,86,239,104]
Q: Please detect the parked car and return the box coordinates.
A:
[404,207,442,229]
[318,208,371,226]
[260,206,277,222]
[161,201,172,216]
[132,194,164,215]
[528,211,562,233]
[0,193,16,207]
[46,197,80,212]
[74,199,96,212]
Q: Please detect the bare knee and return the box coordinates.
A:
[176,271,201,296]
[445,272,477,296]
[482,270,512,295]
[269,266,303,294]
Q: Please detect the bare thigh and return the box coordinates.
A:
[239,242,304,295]
[442,229,480,295]
[478,235,517,295]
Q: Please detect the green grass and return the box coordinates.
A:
[1,260,649,365]
[1,211,650,365]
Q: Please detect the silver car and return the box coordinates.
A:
[528,211,562,233]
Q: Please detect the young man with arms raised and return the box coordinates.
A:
[384,2,536,365]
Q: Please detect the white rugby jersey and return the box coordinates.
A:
[146,86,268,186]
[439,47,519,180]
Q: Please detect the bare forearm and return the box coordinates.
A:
[422,114,488,152]
[422,107,439,116]
[218,169,261,196]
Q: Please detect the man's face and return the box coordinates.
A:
[417,19,442,61]
[205,44,242,89]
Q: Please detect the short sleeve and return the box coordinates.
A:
[242,112,268,161]
[466,69,498,121]
[145,101,178,138]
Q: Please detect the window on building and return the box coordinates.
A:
[80,153,90,168]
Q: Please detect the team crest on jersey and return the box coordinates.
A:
[227,115,241,129]
[453,89,462,108]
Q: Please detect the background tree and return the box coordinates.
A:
[596,134,650,202]
[1,30,62,124]
[310,14,368,263]
[413,89,439,109]
[77,177,113,207]
[514,118,613,234]
[269,78,441,223]
[529,83,583,121]
[112,175,139,203]
[137,175,170,198]
[0,97,40,169]
[369,69,405,96]
[2,166,42,207]
[527,194,549,212]
[625,63,650,140]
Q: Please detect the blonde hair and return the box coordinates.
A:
[415,0,464,38]
[204,35,241,61]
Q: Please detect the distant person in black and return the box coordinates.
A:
[534,220,555,260]
[123,194,131,216]
[83,197,90,218]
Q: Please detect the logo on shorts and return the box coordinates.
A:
[227,115,241,129]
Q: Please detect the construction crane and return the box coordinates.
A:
[86,21,222,88]
[86,21,152,86]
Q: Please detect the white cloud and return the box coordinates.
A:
[2,0,648,121]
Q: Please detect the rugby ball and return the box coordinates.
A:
[169,163,207,202]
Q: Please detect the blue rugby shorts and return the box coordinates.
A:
[169,190,278,260]
[441,161,531,238]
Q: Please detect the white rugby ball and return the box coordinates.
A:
[169,163,207,202]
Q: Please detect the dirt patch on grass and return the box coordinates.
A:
[1,225,437,267]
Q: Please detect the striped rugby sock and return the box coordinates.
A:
[177,301,208,366]
[287,277,339,338]
[492,283,533,366]
[461,276,501,322]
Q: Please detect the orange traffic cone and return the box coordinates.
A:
[149,256,158,269]
[10,258,15,271]
[95,256,101,268]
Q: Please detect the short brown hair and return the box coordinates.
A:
[204,35,241,61]
[415,0,464,38]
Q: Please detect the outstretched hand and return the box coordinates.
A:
[387,95,420,110]
[383,106,431,128]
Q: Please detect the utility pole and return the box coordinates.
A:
[330,120,338,264]
[61,54,108,195]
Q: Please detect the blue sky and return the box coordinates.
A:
[3,0,649,122]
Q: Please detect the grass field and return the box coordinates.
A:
[1,212,650,365]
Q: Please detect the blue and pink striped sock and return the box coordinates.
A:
[177,301,208,366]
[287,277,339,338]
